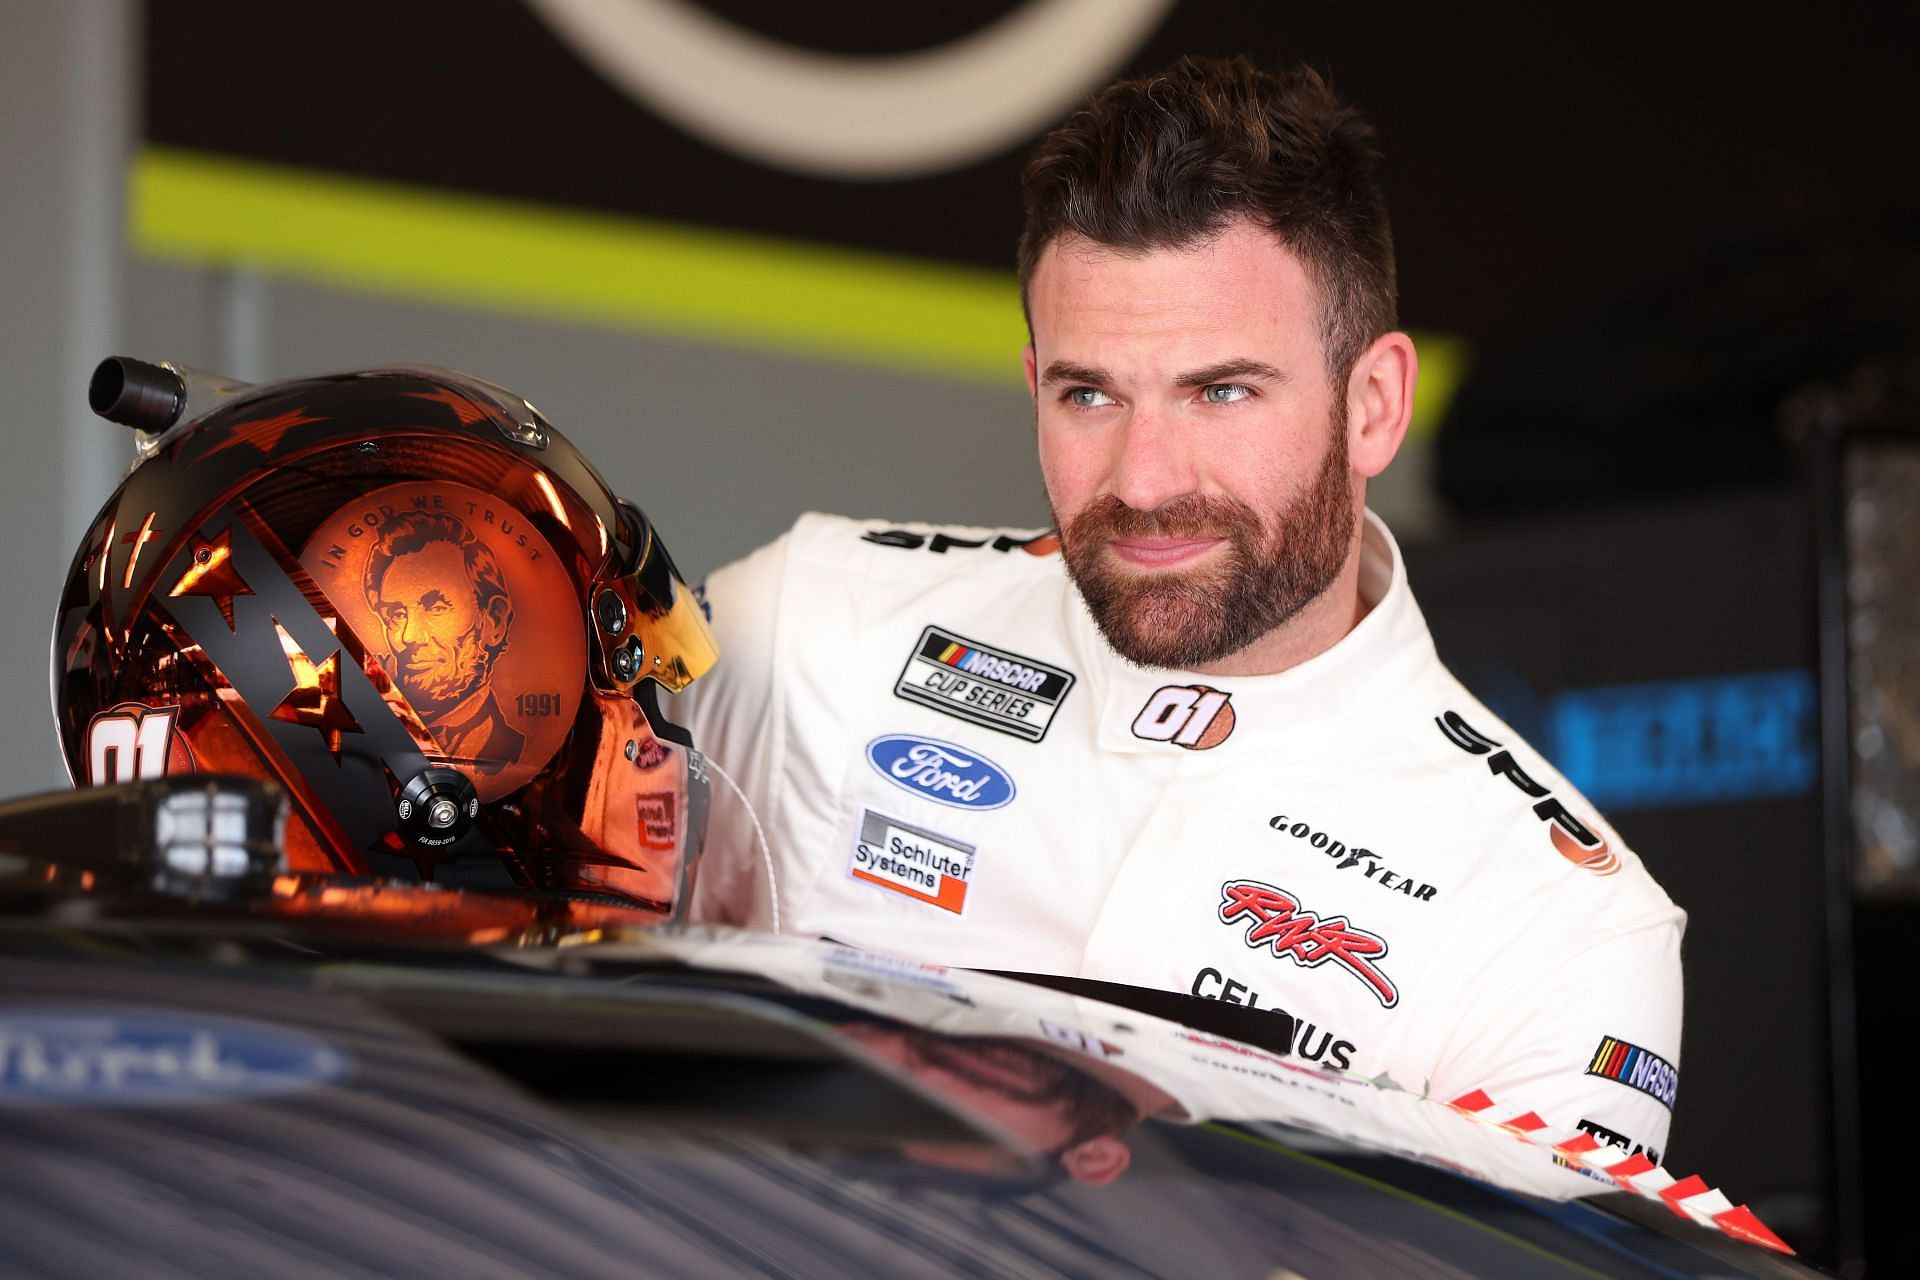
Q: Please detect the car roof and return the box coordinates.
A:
[0,912,1810,1278]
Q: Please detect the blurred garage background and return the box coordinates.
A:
[3,2,1914,1272]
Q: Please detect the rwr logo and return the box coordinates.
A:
[1217,881,1399,1008]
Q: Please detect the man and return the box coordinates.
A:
[365,510,524,773]
[678,57,1684,1161]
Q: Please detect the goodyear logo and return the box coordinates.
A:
[894,625,1074,742]
[1585,1035,1678,1110]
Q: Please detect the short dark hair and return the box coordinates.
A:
[1018,55,1397,384]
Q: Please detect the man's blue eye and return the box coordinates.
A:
[1204,384,1252,404]
[1067,387,1114,408]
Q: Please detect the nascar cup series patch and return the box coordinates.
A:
[894,625,1074,742]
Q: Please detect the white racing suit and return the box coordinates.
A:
[674,509,1686,1162]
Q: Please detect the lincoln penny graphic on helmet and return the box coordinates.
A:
[301,482,586,802]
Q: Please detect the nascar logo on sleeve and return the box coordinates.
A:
[894,625,1074,742]
[1585,1035,1678,1110]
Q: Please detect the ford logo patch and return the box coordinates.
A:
[0,1009,352,1107]
[866,734,1016,810]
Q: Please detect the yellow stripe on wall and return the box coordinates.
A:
[129,146,1464,431]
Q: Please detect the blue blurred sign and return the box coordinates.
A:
[0,1009,351,1107]
[1546,670,1817,811]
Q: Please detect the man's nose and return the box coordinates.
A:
[1107,405,1198,513]
[400,609,429,647]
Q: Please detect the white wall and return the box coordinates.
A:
[0,0,134,792]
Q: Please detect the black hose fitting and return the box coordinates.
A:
[89,356,186,432]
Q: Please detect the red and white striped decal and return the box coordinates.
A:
[1445,1088,1792,1254]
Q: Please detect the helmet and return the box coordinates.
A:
[51,360,718,917]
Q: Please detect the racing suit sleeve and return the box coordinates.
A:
[1427,910,1684,1165]
[668,530,794,930]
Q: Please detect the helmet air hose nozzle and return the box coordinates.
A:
[89,356,257,455]
[89,357,184,432]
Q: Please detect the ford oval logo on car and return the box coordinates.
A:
[866,734,1016,810]
[0,1009,352,1107]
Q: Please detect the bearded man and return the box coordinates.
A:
[365,510,524,774]
[678,57,1685,1163]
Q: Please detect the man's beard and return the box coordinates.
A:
[394,628,491,719]
[1056,432,1356,670]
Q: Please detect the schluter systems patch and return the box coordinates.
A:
[894,625,1074,742]
[848,809,976,915]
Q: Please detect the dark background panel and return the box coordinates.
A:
[1406,486,1832,1245]
[145,1,1919,350]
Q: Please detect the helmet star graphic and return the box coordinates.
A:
[168,526,253,631]
[268,618,364,763]
[402,386,487,425]
[199,407,324,460]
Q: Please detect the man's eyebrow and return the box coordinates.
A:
[1039,360,1112,387]
[1174,360,1287,388]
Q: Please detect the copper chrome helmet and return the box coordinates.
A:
[52,359,718,916]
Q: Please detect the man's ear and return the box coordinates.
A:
[1059,1135,1131,1186]
[1344,331,1418,480]
[1023,343,1039,400]
[480,593,512,647]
